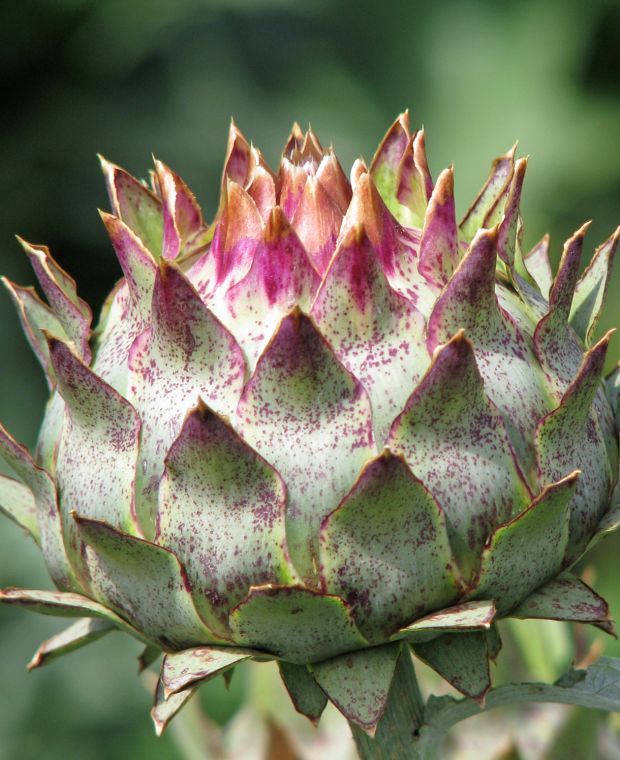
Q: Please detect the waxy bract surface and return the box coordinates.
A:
[0,113,618,735]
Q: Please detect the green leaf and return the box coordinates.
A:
[162,646,255,696]
[388,330,530,577]
[392,601,496,644]
[236,311,375,583]
[311,226,429,444]
[412,632,491,702]
[128,263,245,536]
[312,643,402,735]
[510,573,615,635]
[75,515,224,647]
[35,390,65,472]
[535,333,613,562]
[28,618,114,670]
[320,452,459,642]
[229,585,368,664]
[417,657,620,757]
[0,473,39,543]
[278,662,327,725]
[158,401,294,638]
[569,227,619,345]
[468,472,576,614]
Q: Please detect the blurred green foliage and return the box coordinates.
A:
[0,0,619,757]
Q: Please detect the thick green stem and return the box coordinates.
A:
[350,647,426,760]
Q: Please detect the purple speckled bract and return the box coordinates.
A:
[0,113,618,734]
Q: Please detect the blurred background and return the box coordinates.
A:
[0,0,619,757]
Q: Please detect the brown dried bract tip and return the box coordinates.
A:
[264,206,290,242]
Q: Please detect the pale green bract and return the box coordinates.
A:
[0,114,618,743]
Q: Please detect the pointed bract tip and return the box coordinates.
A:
[150,710,166,737]
[42,330,62,353]
[97,208,117,227]
[27,651,43,671]
[156,257,183,284]
[480,223,500,242]
[575,220,593,239]
[433,166,455,200]
[556,469,582,488]
[288,304,304,320]
[474,687,490,708]
[15,236,44,257]
[264,206,290,242]
[514,155,528,175]
[340,222,367,248]
[599,328,616,346]
[96,153,115,172]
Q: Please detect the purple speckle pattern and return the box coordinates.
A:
[162,646,253,695]
[311,226,429,444]
[229,585,367,664]
[76,515,222,648]
[0,423,75,591]
[155,160,203,261]
[49,338,142,544]
[319,453,459,641]
[511,573,614,634]
[2,281,67,382]
[236,311,375,582]
[19,240,92,362]
[311,642,402,734]
[127,263,245,534]
[534,223,591,394]
[535,334,613,562]
[459,144,515,241]
[427,226,552,482]
[418,167,458,285]
[1,115,617,719]
[158,401,293,637]
[100,156,163,256]
[469,472,577,614]
[412,631,490,702]
[388,332,531,579]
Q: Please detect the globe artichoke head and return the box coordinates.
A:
[1,113,619,735]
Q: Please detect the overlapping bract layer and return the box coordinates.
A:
[1,113,618,736]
